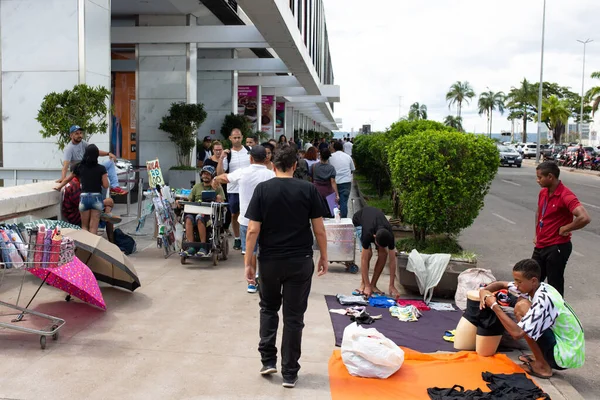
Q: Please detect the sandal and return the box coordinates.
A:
[518,355,535,364]
[352,289,365,296]
[520,362,552,380]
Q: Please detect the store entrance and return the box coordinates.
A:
[110,72,136,162]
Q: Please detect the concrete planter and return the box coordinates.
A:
[397,252,477,299]
[168,169,197,190]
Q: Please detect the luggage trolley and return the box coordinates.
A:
[314,218,359,273]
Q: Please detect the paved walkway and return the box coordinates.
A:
[0,186,583,399]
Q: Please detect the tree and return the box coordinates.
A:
[159,102,207,167]
[220,113,252,138]
[506,78,537,143]
[477,90,505,138]
[586,71,600,116]
[446,81,476,118]
[408,102,428,121]
[541,95,570,144]
[36,84,111,150]
[444,115,463,131]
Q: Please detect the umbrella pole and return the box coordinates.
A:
[12,271,50,323]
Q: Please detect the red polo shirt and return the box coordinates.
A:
[535,181,580,248]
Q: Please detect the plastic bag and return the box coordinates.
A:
[174,222,184,251]
[454,268,496,311]
[406,249,451,303]
[341,322,405,379]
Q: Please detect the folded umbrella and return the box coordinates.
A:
[61,228,141,292]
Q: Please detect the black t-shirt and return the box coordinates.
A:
[245,178,327,260]
[197,146,212,163]
[352,206,394,250]
[73,163,107,193]
[203,158,218,169]
[318,142,329,151]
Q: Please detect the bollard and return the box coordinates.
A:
[136,176,143,220]
[120,166,135,217]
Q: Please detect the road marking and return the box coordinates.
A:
[572,250,585,257]
[492,213,516,225]
[577,183,600,190]
[581,202,600,210]
[501,179,521,187]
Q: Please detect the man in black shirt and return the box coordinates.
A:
[245,145,328,389]
[352,206,399,298]
[196,136,213,168]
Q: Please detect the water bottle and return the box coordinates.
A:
[333,207,341,222]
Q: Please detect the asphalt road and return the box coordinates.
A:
[459,163,600,399]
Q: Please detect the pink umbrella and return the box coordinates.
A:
[28,256,106,310]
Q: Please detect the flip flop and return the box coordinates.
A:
[520,362,552,380]
[442,335,455,343]
[444,330,456,337]
[371,290,386,297]
[352,289,365,296]
[518,355,535,364]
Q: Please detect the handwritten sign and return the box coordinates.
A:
[146,159,165,188]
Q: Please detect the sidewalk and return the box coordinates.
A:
[0,187,585,399]
[523,158,600,177]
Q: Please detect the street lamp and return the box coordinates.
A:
[536,0,546,164]
[577,39,593,142]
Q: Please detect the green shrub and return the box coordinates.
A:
[389,130,499,241]
[387,119,454,139]
[159,102,207,167]
[397,236,463,254]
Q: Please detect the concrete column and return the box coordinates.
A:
[286,104,294,139]
[256,82,262,133]
[0,0,110,169]
[187,15,198,170]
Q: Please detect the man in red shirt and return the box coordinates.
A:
[533,162,590,295]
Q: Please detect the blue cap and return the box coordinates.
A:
[69,125,83,134]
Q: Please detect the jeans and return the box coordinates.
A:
[102,160,119,189]
[240,224,258,254]
[337,182,351,218]
[532,241,572,296]
[258,256,314,378]
[79,193,104,212]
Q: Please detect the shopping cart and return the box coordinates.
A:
[313,217,359,273]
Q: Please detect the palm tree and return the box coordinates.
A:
[444,115,463,131]
[586,71,600,116]
[506,78,537,143]
[408,102,427,121]
[446,81,476,118]
[477,90,505,138]
[541,95,570,144]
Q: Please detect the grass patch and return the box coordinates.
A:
[355,173,393,214]
[396,236,477,262]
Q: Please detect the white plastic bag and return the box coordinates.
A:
[341,322,405,379]
[174,222,184,251]
[454,268,496,310]
[406,249,451,303]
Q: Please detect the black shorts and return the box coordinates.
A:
[463,298,505,336]
[537,329,566,370]
[228,193,240,214]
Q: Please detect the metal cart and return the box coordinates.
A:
[314,217,359,272]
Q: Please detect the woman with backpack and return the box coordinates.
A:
[311,148,339,209]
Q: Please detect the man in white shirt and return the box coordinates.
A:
[214,145,275,293]
[329,141,355,218]
[217,129,251,250]
[343,138,353,156]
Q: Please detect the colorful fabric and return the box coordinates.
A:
[397,299,431,311]
[62,177,82,226]
[369,296,397,308]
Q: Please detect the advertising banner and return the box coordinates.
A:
[276,102,285,136]
[261,95,274,136]
[237,86,258,130]
[146,159,165,188]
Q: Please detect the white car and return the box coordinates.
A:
[522,143,538,159]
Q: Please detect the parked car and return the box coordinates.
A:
[497,145,522,167]
[522,143,539,159]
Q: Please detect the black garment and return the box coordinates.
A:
[245,178,327,260]
[318,141,329,151]
[462,298,505,336]
[293,158,310,181]
[73,163,107,194]
[352,206,394,250]
[258,257,314,380]
[428,372,550,400]
[531,241,572,296]
[203,158,218,169]
[197,146,212,163]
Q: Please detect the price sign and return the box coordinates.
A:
[146,159,165,188]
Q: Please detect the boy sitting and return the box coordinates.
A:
[479,259,584,379]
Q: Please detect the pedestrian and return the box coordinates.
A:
[58,125,127,195]
[318,137,329,152]
[217,129,251,251]
[246,135,258,149]
[261,142,275,170]
[268,138,277,148]
[213,145,275,293]
[304,147,318,177]
[196,136,213,168]
[329,141,355,218]
[61,176,121,227]
[311,148,339,212]
[352,206,400,298]
[244,144,328,388]
[55,144,109,234]
[343,137,353,156]
[203,140,223,169]
[278,134,288,145]
[533,161,590,295]
[575,144,585,169]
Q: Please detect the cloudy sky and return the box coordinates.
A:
[323,0,600,134]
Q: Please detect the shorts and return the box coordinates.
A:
[228,193,240,215]
[463,298,505,336]
[79,193,104,212]
[184,213,210,226]
[537,329,566,370]
[240,224,258,254]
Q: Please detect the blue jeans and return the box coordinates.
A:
[79,193,104,212]
[337,182,351,218]
[102,160,119,189]
[240,224,258,254]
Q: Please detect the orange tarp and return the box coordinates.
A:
[329,348,530,400]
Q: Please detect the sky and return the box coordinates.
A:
[323,0,600,134]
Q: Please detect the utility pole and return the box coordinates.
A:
[577,39,593,142]
[398,96,403,121]
[535,0,547,164]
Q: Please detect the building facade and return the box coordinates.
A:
[0,0,340,175]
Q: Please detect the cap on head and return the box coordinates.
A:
[203,136,212,142]
[250,145,267,162]
[200,165,215,177]
[69,125,83,134]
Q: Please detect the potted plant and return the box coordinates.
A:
[159,102,207,188]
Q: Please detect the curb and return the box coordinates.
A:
[522,160,600,178]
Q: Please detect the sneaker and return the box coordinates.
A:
[241,250,246,255]
[233,238,241,250]
[282,376,298,388]
[184,247,196,256]
[110,187,128,196]
[247,284,257,293]
[260,365,277,375]
[100,212,122,224]
[197,248,207,257]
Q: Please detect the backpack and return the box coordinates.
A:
[226,145,251,172]
[113,228,137,255]
[294,158,310,181]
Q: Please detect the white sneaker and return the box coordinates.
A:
[247,284,258,293]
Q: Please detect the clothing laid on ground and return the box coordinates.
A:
[351,206,394,250]
[227,164,275,227]
[427,372,550,399]
[428,302,456,311]
[329,151,355,185]
[245,178,327,260]
[222,147,250,193]
[336,294,369,306]
[62,178,82,226]
[515,281,585,369]
[396,299,431,311]
[73,163,107,194]
[462,298,504,336]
